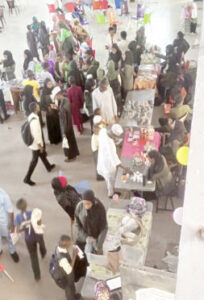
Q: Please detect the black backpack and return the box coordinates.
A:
[49,252,68,289]
[21,118,34,146]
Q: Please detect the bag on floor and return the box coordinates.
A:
[21,118,34,146]
[49,253,67,289]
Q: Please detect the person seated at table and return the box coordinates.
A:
[160,118,187,162]
[97,123,131,198]
[169,92,192,121]
[147,150,175,198]
[74,190,107,254]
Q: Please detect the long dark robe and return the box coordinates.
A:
[59,98,79,159]
[40,90,61,144]
[27,31,39,59]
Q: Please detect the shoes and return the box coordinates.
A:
[64,157,76,163]
[48,164,56,172]
[41,250,47,259]
[35,276,41,282]
[24,178,36,186]
[10,252,19,263]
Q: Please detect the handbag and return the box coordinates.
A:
[62,136,69,149]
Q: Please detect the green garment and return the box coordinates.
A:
[97,68,106,82]
[63,61,71,82]
[170,104,192,120]
[5,64,16,81]
[87,59,100,80]
[107,60,118,82]
[57,28,73,44]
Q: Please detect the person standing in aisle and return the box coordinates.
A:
[50,235,81,300]
[92,78,118,125]
[15,198,46,281]
[26,25,40,62]
[97,124,131,197]
[190,2,198,34]
[67,76,84,134]
[52,87,80,162]
[74,190,107,254]
[0,188,19,262]
[24,102,55,186]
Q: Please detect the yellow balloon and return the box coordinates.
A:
[176,146,189,166]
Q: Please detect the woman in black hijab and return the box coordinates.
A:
[51,176,81,221]
[40,79,61,144]
[109,43,122,71]
[38,21,50,56]
[75,190,108,254]
[148,150,175,197]
[2,50,16,81]
[22,85,37,116]
[23,49,35,77]
[68,60,85,89]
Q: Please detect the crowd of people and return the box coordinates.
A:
[0,4,195,299]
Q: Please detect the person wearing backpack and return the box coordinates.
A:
[50,235,81,300]
[23,102,55,186]
[15,198,46,281]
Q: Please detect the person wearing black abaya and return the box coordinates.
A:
[2,50,16,81]
[40,79,61,145]
[74,190,107,254]
[148,150,175,197]
[51,176,81,221]
[109,43,122,71]
[53,87,79,162]
[68,60,85,90]
[22,85,37,117]
[23,49,36,78]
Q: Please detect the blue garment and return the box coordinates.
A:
[0,188,15,254]
[0,188,13,228]
[15,211,36,243]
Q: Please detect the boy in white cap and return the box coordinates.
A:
[97,124,131,197]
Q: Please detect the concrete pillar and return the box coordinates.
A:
[176,3,204,300]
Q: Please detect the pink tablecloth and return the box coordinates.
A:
[121,131,161,158]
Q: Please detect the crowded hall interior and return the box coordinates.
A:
[0,0,203,299]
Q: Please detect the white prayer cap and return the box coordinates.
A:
[111,124,123,137]
[93,115,102,125]
[51,86,61,100]
[87,74,93,80]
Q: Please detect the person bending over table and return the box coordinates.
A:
[74,190,107,255]
[147,150,175,198]
[97,124,132,198]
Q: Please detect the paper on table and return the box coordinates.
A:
[136,288,174,300]
[106,277,121,291]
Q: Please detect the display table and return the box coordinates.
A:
[121,131,161,158]
[81,200,153,299]
[120,89,155,128]
[115,157,156,193]
[0,80,23,113]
